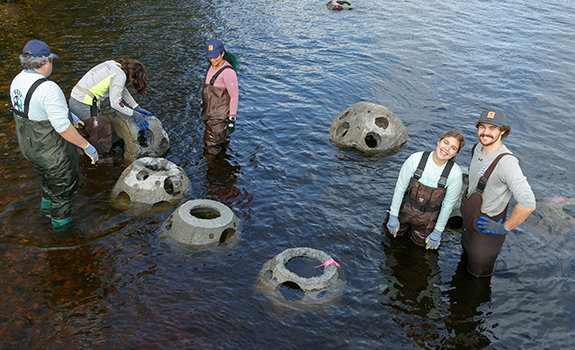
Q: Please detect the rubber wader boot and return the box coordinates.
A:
[51,217,72,228]
[41,198,51,217]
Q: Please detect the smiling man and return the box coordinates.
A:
[460,109,536,277]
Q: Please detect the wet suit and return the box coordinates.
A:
[388,151,463,246]
[201,61,238,156]
[10,70,79,222]
[460,143,536,277]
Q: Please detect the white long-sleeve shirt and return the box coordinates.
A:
[389,151,463,232]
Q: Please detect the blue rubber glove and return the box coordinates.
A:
[132,111,149,130]
[386,214,400,237]
[82,142,99,164]
[477,216,509,235]
[71,113,84,128]
[425,229,442,250]
[135,108,153,117]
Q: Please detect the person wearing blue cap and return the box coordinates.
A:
[460,109,536,277]
[69,58,150,164]
[201,39,239,158]
[10,40,99,230]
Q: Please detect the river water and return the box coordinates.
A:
[1,0,575,348]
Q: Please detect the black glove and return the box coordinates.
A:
[226,116,236,135]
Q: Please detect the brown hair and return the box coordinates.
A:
[500,125,511,138]
[116,58,148,94]
[440,129,465,153]
[474,123,511,139]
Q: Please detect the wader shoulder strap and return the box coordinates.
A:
[438,159,455,188]
[206,65,235,85]
[414,151,452,188]
[477,152,514,193]
[12,78,48,119]
[414,151,430,180]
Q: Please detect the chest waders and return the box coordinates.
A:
[71,85,112,160]
[201,65,234,156]
[460,144,512,277]
[397,152,454,246]
[12,78,79,224]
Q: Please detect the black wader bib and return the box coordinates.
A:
[12,78,79,221]
[201,65,234,156]
[397,152,454,246]
[460,144,512,277]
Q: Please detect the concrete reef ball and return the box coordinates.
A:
[111,111,170,163]
[161,199,239,247]
[329,102,408,154]
[326,0,355,10]
[111,157,190,207]
[256,247,345,307]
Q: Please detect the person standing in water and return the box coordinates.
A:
[10,40,98,229]
[384,130,465,250]
[201,39,239,158]
[460,109,535,277]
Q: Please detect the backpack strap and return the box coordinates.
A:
[413,151,430,180]
[12,78,48,119]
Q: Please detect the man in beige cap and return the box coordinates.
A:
[459,109,536,277]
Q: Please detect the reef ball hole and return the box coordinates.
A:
[336,121,350,138]
[164,177,174,194]
[364,132,381,148]
[152,201,170,211]
[190,207,221,219]
[285,256,324,278]
[136,171,149,181]
[164,217,173,231]
[278,281,305,302]
[144,163,167,172]
[375,116,389,129]
[116,192,131,206]
[137,129,153,147]
[220,228,236,243]
[338,111,350,120]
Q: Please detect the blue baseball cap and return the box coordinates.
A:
[205,39,224,58]
[22,40,58,59]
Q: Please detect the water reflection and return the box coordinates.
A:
[204,153,242,205]
[443,253,493,349]
[380,233,495,349]
[379,236,447,347]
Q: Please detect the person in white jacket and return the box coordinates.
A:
[69,58,150,163]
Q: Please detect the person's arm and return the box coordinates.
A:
[109,72,138,116]
[222,69,239,117]
[389,153,420,216]
[503,204,535,231]
[58,124,90,148]
[499,157,536,230]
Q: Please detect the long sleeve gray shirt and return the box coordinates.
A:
[467,144,536,216]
